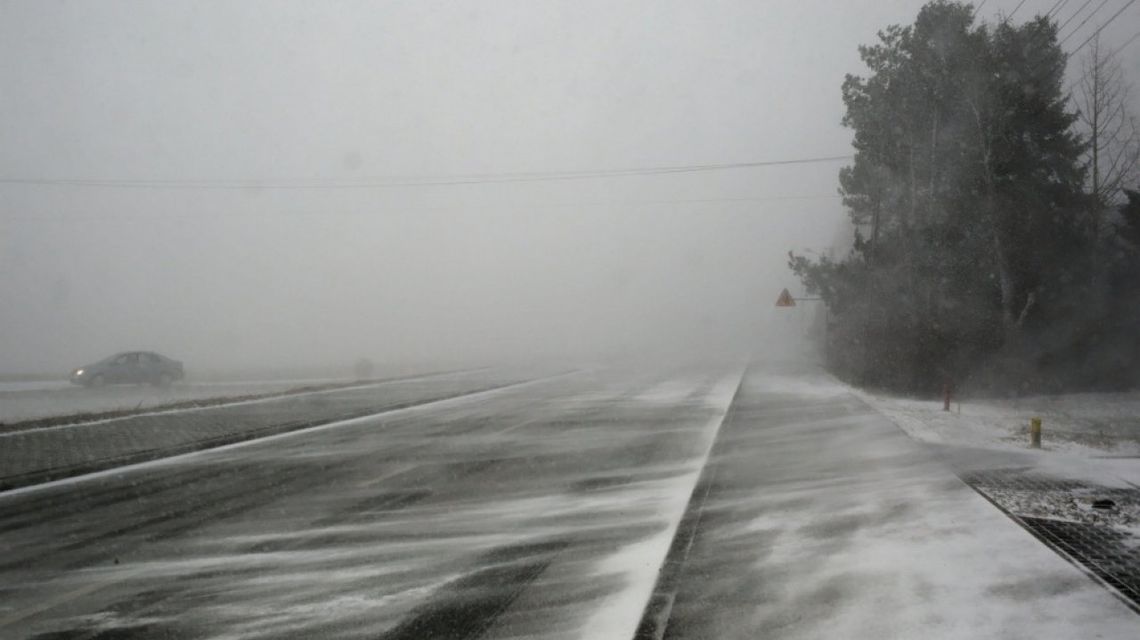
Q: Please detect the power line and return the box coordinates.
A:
[1063,2,1138,95]
[1058,0,1099,31]
[1,193,845,220]
[976,0,989,12]
[1059,0,1113,44]
[1048,0,1073,16]
[1062,25,1140,93]
[1069,0,1138,54]
[1110,27,1140,55]
[1009,0,1030,18]
[0,154,854,191]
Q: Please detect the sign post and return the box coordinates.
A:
[774,288,821,307]
[775,288,826,337]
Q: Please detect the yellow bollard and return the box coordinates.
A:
[1030,417,1042,449]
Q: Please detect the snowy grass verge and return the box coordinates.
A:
[855,388,1140,458]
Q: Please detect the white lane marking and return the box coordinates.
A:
[576,368,745,640]
[0,371,579,502]
[0,369,488,439]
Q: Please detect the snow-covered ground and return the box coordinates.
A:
[857,385,1140,543]
[858,388,1140,458]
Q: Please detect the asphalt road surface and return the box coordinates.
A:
[5,363,1138,640]
[0,368,481,425]
[0,369,549,490]
[0,366,742,639]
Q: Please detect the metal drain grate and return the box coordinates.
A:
[959,468,1140,613]
[963,469,1107,493]
[1019,517,1140,608]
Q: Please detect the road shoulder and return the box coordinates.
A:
[650,367,1140,639]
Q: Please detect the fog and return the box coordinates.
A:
[2,0,1137,376]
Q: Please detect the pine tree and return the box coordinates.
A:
[792,1,1091,392]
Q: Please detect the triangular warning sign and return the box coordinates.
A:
[775,288,796,307]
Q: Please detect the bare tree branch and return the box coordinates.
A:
[1075,34,1140,214]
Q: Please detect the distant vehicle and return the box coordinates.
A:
[70,351,185,388]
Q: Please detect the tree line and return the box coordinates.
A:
[791,0,1140,394]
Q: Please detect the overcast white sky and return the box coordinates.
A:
[1,1,1138,375]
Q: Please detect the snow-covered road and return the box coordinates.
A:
[0,379,352,424]
[651,365,1140,639]
[0,366,742,639]
[3,363,1137,639]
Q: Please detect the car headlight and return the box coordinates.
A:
[75,369,85,376]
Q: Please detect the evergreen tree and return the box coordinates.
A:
[792,1,1093,392]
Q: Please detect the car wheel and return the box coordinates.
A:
[88,374,106,388]
[154,373,173,388]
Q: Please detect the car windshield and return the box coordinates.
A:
[3,2,1140,638]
